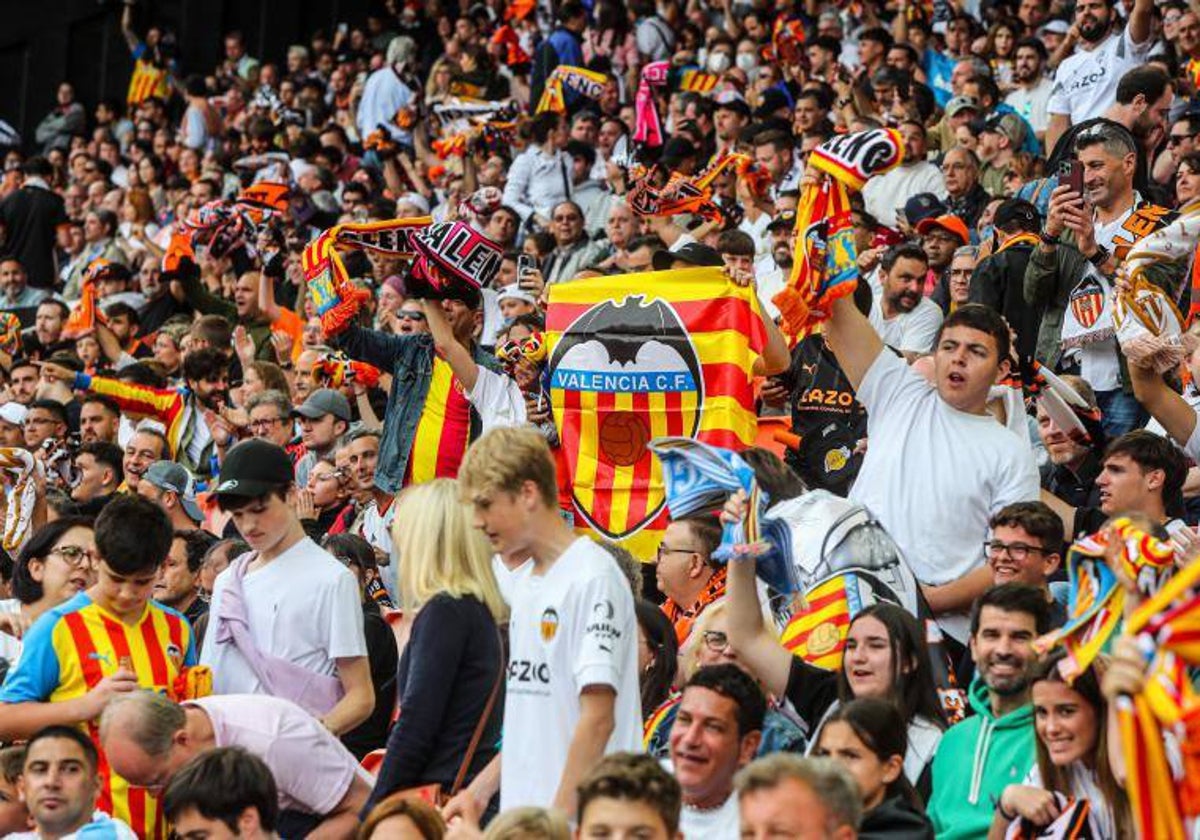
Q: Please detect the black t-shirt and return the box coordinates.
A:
[0,185,68,289]
[780,335,867,496]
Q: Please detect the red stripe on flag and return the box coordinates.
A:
[548,296,760,335]
[702,362,757,410]
[664,390,683,437]
[590,390,617,529]
[627,391,653,525]
[166,613,184,657]
[698,429,747,449]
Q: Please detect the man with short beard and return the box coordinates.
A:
[1035,375,1105,507]
[1005,39,1054,141]
[927,584,1048,839]
[1030,123,1181,437]
[1045,0,1154,152]
[868,243,942,358]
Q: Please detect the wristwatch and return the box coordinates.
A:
[1087,244,1110,267]
[1038,231,1059,246]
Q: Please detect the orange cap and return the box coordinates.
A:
[915,213,970,245]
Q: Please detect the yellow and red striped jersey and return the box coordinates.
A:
[0,593,196,839]
[405,355,471,485]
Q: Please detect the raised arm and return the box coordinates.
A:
[823,289,884,390]
[721,490,792,698]
[423,300,479,392]
[1128,363,1198,449]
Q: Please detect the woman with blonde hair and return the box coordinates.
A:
[363,478,506,817]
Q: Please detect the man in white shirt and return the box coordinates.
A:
[868,243,944,358]
[1005,39,1054,142]
[502,112,573,226]
[11,726,137,840]
[1027,122,1163,438]
[827,286,1039,646]
[667,666,764,840]
[201,439,373,737]
[448,426,641,817]
[356,36,416,148]
[1045,0,1154,153]
[862,119,946,229]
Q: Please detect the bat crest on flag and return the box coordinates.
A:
[549,295,704,541]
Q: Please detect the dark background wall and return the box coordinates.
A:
[0,0,373,148]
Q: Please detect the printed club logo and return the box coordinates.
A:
[549,296,704,541]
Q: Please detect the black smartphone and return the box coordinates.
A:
[517,254,536,289]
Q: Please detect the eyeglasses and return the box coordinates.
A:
[1169,133,1198,147]
[249,417,286,431]
[397,311,426,322]
[553,214,581,223]
[656,543,697,559]
[49,545,96,567]
[983,540,1049,562]
[314,469,348,483]
[702,630,731,652]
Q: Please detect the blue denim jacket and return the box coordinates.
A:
[334,325,501,493]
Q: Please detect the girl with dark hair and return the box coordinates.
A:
[814,698,935,839]
[726,537,947,799]
[0,518,95,666]
[634,598,678,720]
[988,652,1128,838]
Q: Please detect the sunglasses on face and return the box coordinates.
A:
[397,311,426,322]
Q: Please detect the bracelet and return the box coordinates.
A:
[836,98,853,109]
[1038,231,1059,246]
[991,794,1018,821]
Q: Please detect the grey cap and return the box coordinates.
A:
[142,460,203,522]
[292,388,352,422]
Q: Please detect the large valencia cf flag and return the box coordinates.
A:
[546,268,765,558]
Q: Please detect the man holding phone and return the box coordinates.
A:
[1025,123,1182,438]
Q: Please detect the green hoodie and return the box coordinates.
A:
[928,677,1035,840]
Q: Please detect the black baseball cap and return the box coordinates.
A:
[993,198,1040,232]
[214,439,294,498]
[652,242,724,271]
[901,193,947,227]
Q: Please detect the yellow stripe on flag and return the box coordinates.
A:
[608,390,636,534]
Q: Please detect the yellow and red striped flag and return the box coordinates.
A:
[781,574,861,670]
[546,268,765,558]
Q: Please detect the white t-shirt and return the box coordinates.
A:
[0,598,21,668]
[679,794,740,839]
[500,537,641,811]
[201,537,367,696]
[1079,203,1139,392]
[869,296,944,354]
[862,162,948,229]
[187,694,372,815]
[849,351,1040,641]
[5,812,137,840]
[1005,78,1055,136]
[1048,28,1152,124]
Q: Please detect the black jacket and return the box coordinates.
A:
[859,796,936,840]
[970,240,1042,368]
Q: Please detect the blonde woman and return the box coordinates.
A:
[363,479,507,816]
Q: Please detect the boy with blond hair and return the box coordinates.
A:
[448,427,641,818]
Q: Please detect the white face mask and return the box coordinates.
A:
[707,51,732,73]
[736,52,758,72]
